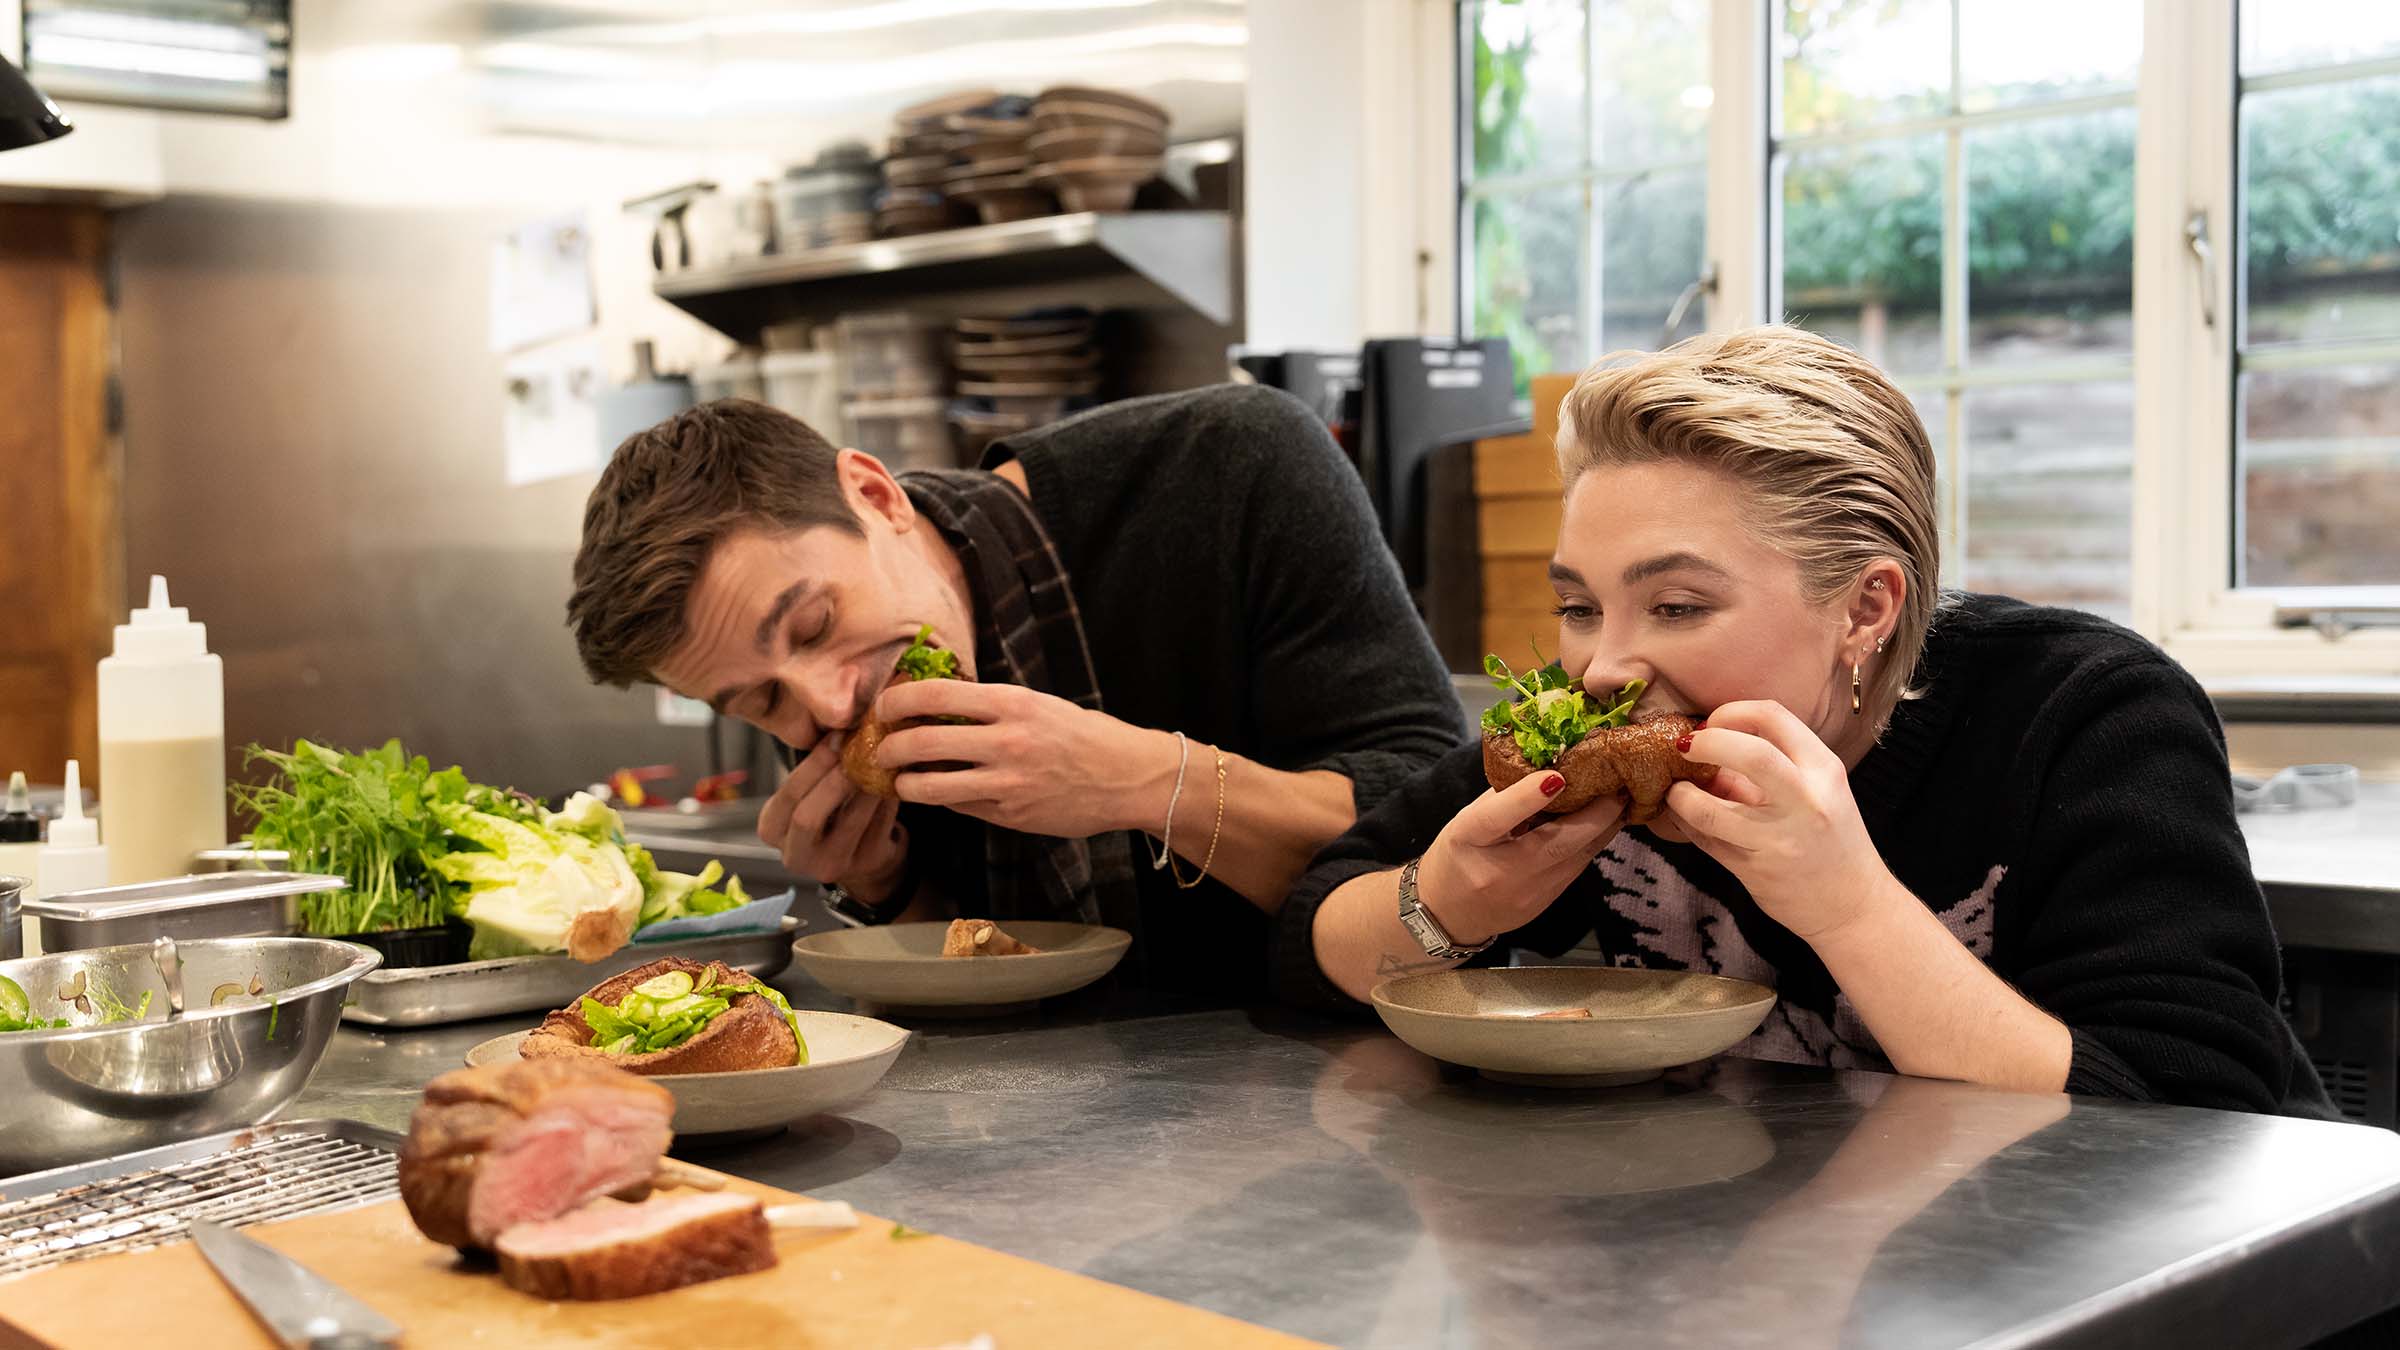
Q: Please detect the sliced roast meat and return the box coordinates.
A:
[399,1058,674,1251]
[495,1192,775,1301]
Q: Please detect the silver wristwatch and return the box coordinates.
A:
[1397,856,1494,961]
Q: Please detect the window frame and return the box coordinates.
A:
[1448,0,2400,681]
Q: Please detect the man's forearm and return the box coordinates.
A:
[1310,867,1469,1001]
[1135,741,1359,912]
[1810,876,2072,1093]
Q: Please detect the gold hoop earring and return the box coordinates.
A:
[1851,661,1864,715]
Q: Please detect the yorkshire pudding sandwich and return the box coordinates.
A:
[1479,652,1715,824]
[841,624,964,798]
[521,957,806,1075]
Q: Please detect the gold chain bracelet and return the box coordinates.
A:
[1167,743,1227,891]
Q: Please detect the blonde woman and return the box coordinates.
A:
[1278,325,2322,1114]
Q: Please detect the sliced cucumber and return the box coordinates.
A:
[634,970,694,1001]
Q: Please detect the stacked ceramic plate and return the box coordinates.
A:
[951,308,1101,452]
[1028,85,1169,212]
[942,100,1056,225]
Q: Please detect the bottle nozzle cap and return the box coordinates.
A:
[131,573,190,627]
[0,771,35,843]
[46,760,98,849]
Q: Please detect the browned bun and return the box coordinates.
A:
[841,720,901,798]
[1482,711,1717,824]
[520,958,799,1076]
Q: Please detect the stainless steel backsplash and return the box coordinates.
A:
[114,195,707,804]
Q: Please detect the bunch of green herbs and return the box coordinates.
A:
[232,739,543,936]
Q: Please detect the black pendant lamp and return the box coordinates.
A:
[0,54,72,152]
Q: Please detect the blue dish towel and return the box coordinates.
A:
[632,889,795,943]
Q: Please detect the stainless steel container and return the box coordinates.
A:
[0,937,381,1174]
[191,845,293,872]
[1,874,23,962]
[24,872,347,951]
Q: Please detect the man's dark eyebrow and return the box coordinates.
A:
[1622,551,1732,585]
[754,580,813,651]
[704,685,743,716]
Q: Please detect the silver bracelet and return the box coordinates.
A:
[1148,731,1190,871]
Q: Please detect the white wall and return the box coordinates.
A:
[1241,0,1452,352]
[0,0,783,375]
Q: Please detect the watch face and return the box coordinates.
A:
[1398,905,1447,955]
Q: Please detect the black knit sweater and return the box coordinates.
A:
[1275,593,2330,1115]
[897,385,1466,1001]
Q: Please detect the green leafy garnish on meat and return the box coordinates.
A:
[896,625,959,682]
[1481,648,1645,770]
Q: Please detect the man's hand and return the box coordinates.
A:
[871,679,1172,838]
[756,733,907,893]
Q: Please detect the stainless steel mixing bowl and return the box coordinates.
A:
[0,937,380,1175]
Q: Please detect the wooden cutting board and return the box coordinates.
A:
[0,1175,1323,1350]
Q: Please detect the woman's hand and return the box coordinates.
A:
[1661,699,1898,942]
[1413,768,1627,945]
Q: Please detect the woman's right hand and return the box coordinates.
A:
[1413,770,1628,945]
[757,734,908,891]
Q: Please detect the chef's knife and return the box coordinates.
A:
[189,1219,402,1349]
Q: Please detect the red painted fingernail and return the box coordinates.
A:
[1675,733,1694,754]
[1541,773,1565,797]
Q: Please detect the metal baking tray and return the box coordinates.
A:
[24,872,348,951]
[0,1118,401,1280]
[340,916,800,1027]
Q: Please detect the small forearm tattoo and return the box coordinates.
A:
[1376,952,1457,977]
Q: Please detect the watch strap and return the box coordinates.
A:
[1397,856,1494,961]
[825,854,919,927]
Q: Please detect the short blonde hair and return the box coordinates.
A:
[1556,324,1940,719]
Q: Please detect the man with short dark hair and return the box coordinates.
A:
[569,387,1462,1000]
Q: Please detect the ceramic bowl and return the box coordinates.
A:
[1370,966,1776,1087]
[466,1008,909,1136]
[790,921,1129,1015]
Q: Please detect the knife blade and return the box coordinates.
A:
[189,1220,402,1349]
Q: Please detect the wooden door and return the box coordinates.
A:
[0,204,116,789]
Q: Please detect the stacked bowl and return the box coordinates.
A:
[951,307,1102,453]
[942,98,1054,225]
[878,90,985,236]
[1028,86,1169,212]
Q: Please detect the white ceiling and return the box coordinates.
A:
[442,0,1247,156]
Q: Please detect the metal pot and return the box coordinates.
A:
[0,937,380,1176]
[1,873,22,962]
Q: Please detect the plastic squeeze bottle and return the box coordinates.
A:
[0,771,38,893]
[98,576,226,884]
[27,761,106,956]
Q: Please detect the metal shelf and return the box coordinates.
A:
[653,210,1237,341]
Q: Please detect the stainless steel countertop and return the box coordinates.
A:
[2243,781,2400,953]
[294,981,2400,1349]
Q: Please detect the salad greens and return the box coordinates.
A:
[1480,647,1646,770]
[580,965,807,1062]
[0,972,152,1034]
[895,625,959,683]
[233,739,543,934]
[0,975,67,1033]
[233,739,753,954]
